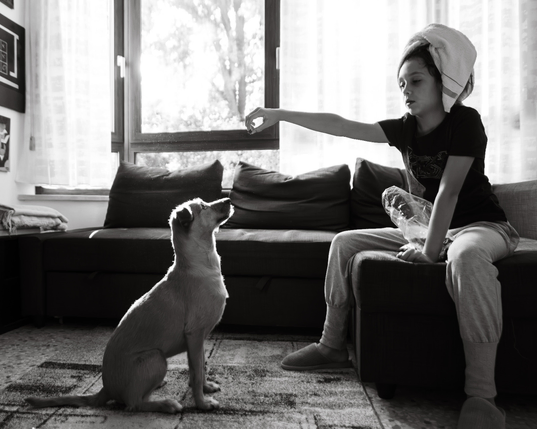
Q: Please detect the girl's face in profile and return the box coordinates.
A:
[398,58,443,117]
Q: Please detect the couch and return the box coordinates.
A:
[19,159,352,329]
[351,178,537,398]
[18,157,537,397]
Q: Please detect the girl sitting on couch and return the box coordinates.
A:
[245,24,519,429]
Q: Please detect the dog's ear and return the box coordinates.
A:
[177,206,194,228]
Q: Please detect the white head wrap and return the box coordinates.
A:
[400,24,477,112]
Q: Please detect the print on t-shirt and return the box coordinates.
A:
[408,147,448,180]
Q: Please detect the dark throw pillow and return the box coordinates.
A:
[226,162,351,231]
[351,158,408,229]
[104,160,223,228]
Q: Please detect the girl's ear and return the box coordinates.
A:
[436,79,444,94]
[177,206,193,228]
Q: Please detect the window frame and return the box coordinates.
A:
[37,0,278,195]
[112,0,125,157]
[120,0,280,163]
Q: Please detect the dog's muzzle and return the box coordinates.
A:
[215,198,233,222]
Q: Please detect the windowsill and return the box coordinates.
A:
[18,194,109,202]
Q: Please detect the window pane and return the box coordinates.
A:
[140,0,265,133]
[136,150,279,188]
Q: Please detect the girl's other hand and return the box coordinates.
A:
[396,244,435,263]
[245,107,278,134]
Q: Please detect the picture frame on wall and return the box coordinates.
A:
[0,114,10,172]
[0,13,25,112]
[0,0,14,9]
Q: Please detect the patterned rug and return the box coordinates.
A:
[0,327,382,428]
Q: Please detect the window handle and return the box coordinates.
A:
[276,47,280,70]
[117,55,125,78]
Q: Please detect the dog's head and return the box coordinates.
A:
[169,198,234,241]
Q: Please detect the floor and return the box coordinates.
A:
[1,320,536,429]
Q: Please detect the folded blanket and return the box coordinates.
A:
[0,204,68,234]
[401,23,477,112]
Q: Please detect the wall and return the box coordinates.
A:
[0,0,108,230]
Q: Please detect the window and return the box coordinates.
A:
[113,0,280,186]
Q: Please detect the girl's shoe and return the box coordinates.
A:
[281,343,352,371]
[457,397,505,429]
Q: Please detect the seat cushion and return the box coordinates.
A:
[42,228,175,273]
[497,246,537,318]
[350,251,452,315]
[40,227,336,278]
[216,228,337,278]
[351,247,537,318]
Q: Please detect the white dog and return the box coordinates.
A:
[26,198,233,413]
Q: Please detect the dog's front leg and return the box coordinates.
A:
[185,331,219,410]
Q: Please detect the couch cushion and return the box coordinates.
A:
[226,162,351,231]
[515,237,537,252]
[104,160,223,228]
[42,228,175,273]
[40,227,336,279]
[492,180,537,240]
[351,248,537,319]
[351,158,408,229]
[350,251,452,315]
[216,228,337,278]
[496,247,537,317]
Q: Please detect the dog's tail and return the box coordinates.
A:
[26,387,109,409]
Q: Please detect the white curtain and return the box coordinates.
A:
[280,0,537,184]
[18,0,112,187]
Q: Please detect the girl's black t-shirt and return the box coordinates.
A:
[378,104,506,229]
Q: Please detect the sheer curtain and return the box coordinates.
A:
[280,0,537,184]
[17,0,112,187]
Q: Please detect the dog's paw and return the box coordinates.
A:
[203,380,221,393]
[163,399,183,414]
[196,396,220,411]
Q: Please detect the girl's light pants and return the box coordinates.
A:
[321,221,519,399]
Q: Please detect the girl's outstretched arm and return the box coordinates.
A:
[245,107,389,143]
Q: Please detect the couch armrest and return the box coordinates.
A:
[19,233,49,319]
[18,228,99,321]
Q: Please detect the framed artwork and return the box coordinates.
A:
[0,114,10,172]
[0,0,14,9]
[0,13,24,112]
